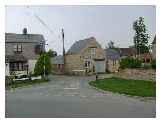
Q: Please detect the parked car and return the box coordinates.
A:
[13,74,29,82]
[31,76,42,80]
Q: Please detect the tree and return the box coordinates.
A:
[133,17,150,54]
[47,49,57,57]
[107,41,115,49]
[34,52,51,76]
[151,59,156,69]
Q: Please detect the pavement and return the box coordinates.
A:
[5,75,156,118]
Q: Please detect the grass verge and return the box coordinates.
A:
[89,77,156,97]
[6,79,48,90]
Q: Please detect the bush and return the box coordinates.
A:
[34,53,51,76]
[119,57,142,69]
[151,59,156,69]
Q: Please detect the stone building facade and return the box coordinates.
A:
[65,37,105,75]
[5,28,45,76]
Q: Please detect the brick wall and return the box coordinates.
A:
[115,68,156,81]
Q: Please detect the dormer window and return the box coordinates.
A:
[14,44,22,52]
[90,48,96,59]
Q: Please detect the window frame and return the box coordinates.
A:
[13,44,22,53]
[90,48,96,59]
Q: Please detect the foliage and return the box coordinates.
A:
[119,57,142,69]
[47,49,57,57]
[6,79,48,90]
[34,52,51,76]
[89,77,156,97]
[133,17,150,54]
[151,59,156,69]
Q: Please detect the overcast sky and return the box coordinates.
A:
[6,5,156,55]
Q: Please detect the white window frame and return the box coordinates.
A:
[90,48,96,59]
[13,44,22,52]
[84,59,91,69]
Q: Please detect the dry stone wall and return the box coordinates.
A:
[115,68,156,81]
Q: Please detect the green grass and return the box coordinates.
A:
[6,79,48,90]
[89,77,156,97]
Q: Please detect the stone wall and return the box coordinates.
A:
[65,54,84,75]
[107,60,119,73]
[115,68,156,81]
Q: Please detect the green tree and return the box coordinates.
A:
[133,17,150,54]
[151,59,156,69]
[47,49,57,57]
[34,52,51,76]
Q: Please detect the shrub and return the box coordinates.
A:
[119,57,142,69]
[34,53,51,76]
[151,59,156,69]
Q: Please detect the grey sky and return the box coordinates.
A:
[6,5,156,55]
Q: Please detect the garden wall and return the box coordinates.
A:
[115,68,156,81]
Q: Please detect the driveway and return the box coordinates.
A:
[5,75,156,118]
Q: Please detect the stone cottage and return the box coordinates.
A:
[5,28,45,76]
[105,48,120,73]
[65,37,105,75]
[51,55,64,74]
[119,48,137,58]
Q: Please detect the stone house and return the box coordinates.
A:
[105,48,120,73]
[51,55,64,74]
[5,28,45,76]
[65,37,105,75]
[119,48,137,58]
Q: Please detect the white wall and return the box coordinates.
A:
[28,60,37,74]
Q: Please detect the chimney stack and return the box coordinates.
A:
[23,28,27,35]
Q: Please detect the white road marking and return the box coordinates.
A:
[63,88,79,89]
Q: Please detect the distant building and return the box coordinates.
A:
[5,28,45,76]
[105,48,120,73]
[119,48,137,57]
[51,55,64,74]
[65,37,105,75]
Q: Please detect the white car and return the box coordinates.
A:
[13,74,29,82]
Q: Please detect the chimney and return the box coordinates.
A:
[23,28,27,35]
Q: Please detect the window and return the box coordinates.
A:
[13,44,22,52]
[10,62,24,71]
[35,45,42,54]
[90,48,96,59]
[112,60,117,66]
[84,60,90,68]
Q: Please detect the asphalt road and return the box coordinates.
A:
[5,75,156,118]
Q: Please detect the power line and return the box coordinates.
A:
[25,6,54,35]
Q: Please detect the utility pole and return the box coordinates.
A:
[62,28,65,72]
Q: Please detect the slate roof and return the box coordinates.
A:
[5,33,44,43]
[67,37,101,54]
[51,55,64,64]
[105,49,120,60]
[119,48,137,56]
[5,54,27,63]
